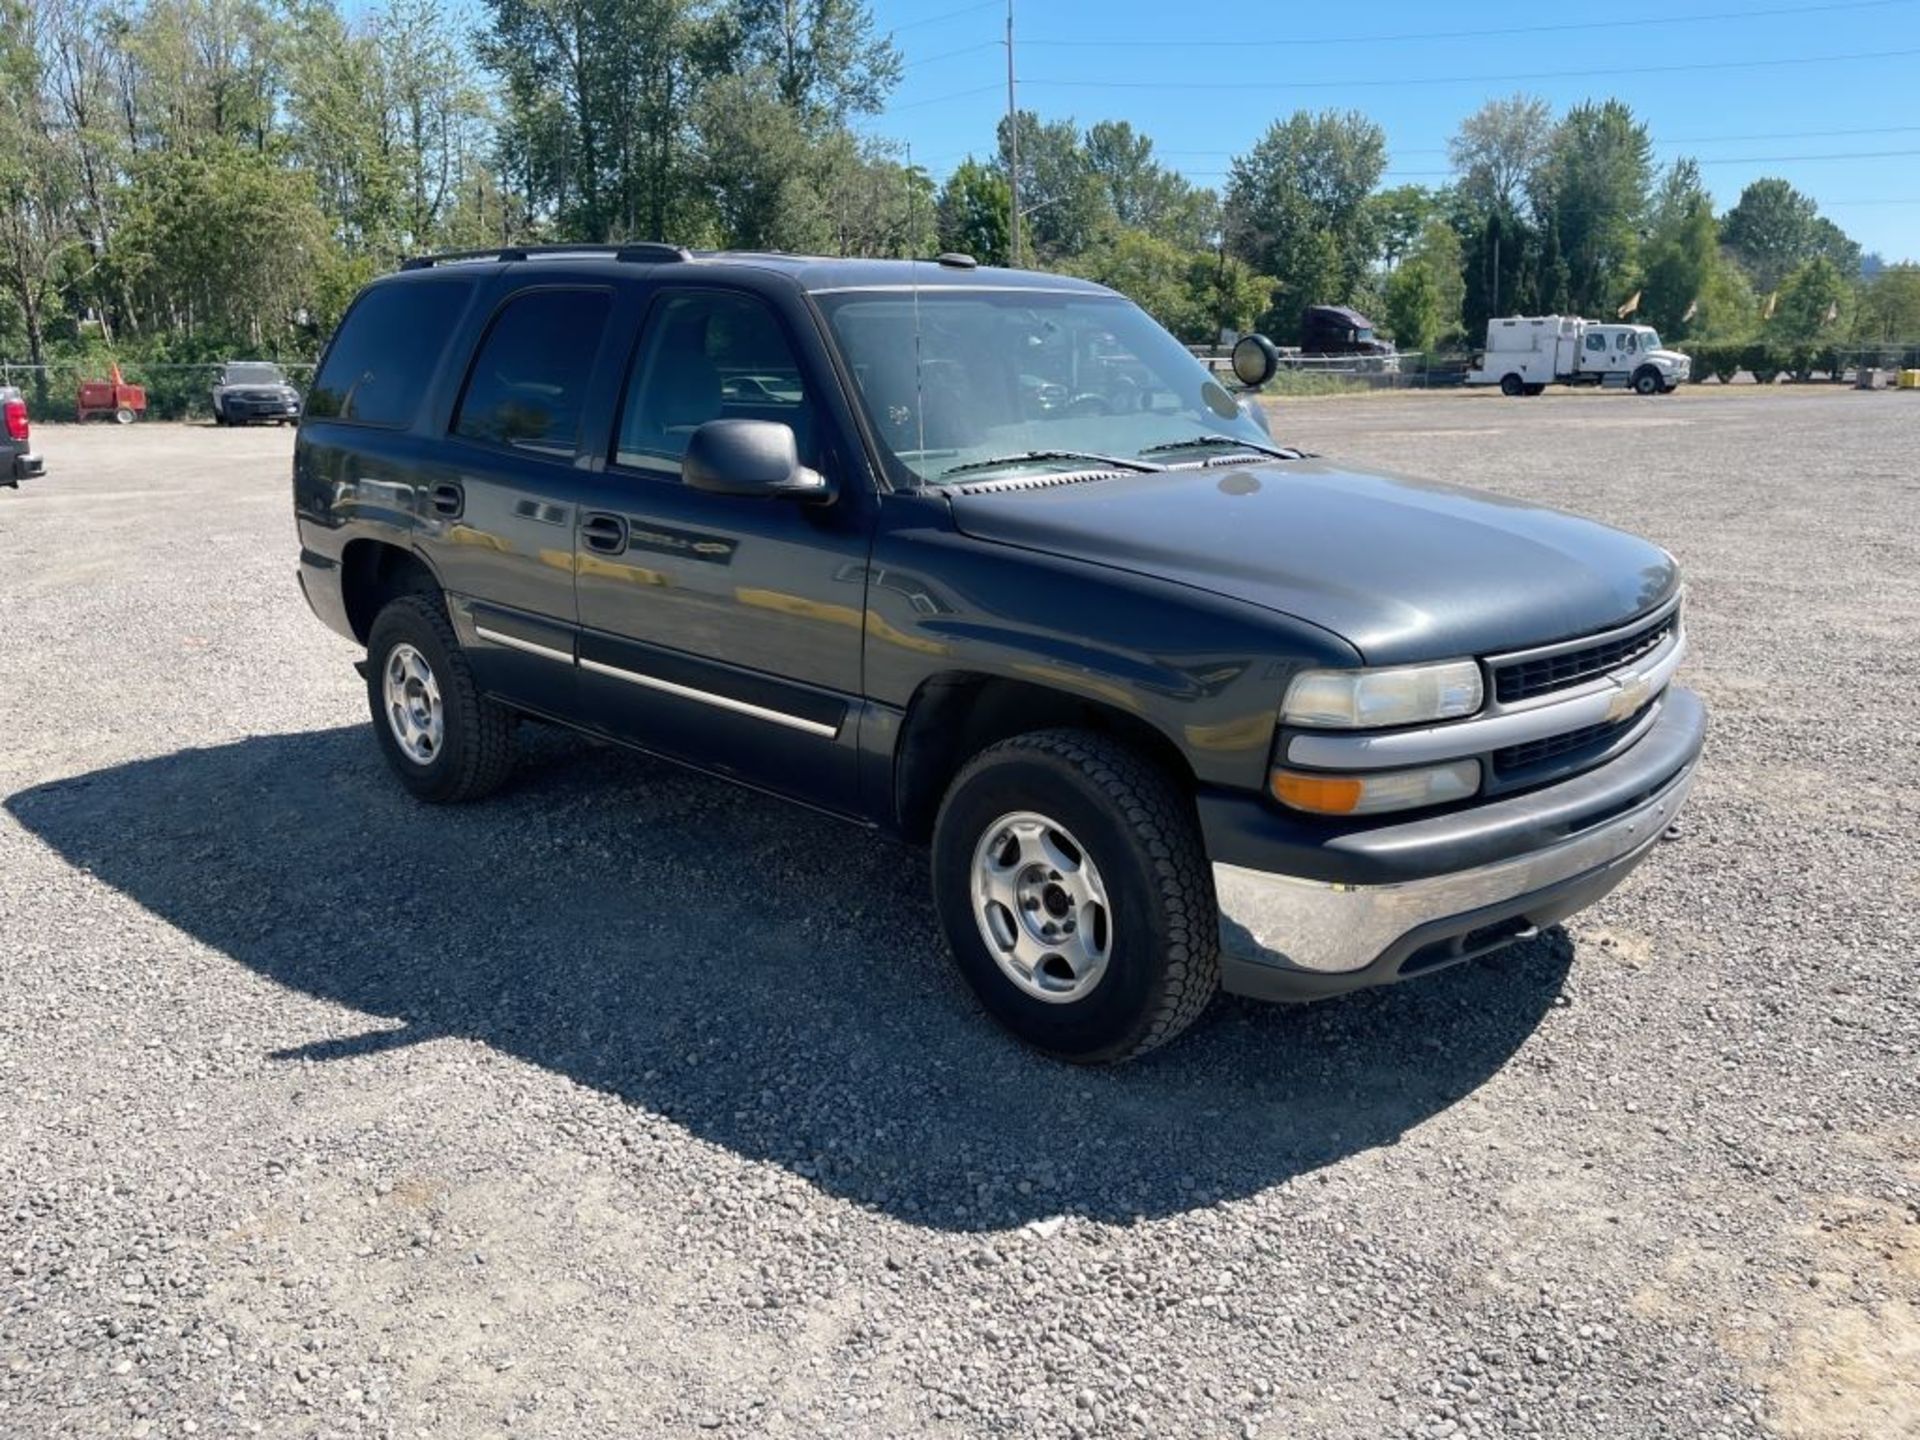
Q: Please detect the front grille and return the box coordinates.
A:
[1493,712,1640,774]
[1493,610,1674,705]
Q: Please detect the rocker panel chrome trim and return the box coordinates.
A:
[577,657,841,738]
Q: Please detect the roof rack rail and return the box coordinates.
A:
[399,243,692,270]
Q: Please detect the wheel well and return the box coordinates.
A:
[340,540,440,643]
[892,673,1197,842]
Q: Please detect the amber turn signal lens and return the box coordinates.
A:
[1270,760,1482,816]
[1269,770,1366,814]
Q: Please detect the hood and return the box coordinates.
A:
[945,460,1678,665]
[1649,348,1690,367]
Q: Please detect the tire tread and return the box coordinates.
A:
[945,728,1220,1061]
[369,594,514,802]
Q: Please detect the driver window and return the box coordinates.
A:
[614,291,816,476]
[1622,332,1638,353]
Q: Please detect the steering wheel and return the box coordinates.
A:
[1063,393,1112,418]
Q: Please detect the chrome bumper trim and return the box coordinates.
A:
[1214,764,1696,977]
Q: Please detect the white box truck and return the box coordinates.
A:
[1468,315,1691,396]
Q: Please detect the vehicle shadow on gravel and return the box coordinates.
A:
[8,725,1572,1232]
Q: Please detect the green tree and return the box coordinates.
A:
[1530,99,1651,317]
[1720,178,1819,293]
[1222,109,1385,339]
[728,0,899,121]
[1065,227,1207,338]
[1383,258,1441,352]
[1448,94,1551,216]
[1639,160,1718,337]
[479,0,709,241]
[114,142,333,345]
[0,0,80,403]
[1858,264,1920,340]
[996,110,1108,263]
[1083,119,1216,251]
[1407,217,1464,342]
[1770,255,1850,342]
[1691,258,1757,341]
[1808,216,1861,279]
[935,158,1009,266]
[1370,183,1434,271]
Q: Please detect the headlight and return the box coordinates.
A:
[1270,759,1481,816]
[1282,660,1484,729]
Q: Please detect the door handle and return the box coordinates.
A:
[429,482,463,518]
[581,511,628,555]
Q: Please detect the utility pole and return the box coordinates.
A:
[1005,0,1020,268]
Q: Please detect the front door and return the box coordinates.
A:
[573,285,874,812]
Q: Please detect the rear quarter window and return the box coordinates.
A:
[307,279,473,427]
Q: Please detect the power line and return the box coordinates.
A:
[1016,0,1911,50]
[1066,126,1920,161]
[1171,147,1920,181]
[903,40,1000,70]
[886,0,1001,36]
[1025,45,1920,91]
[879,81,1005,113]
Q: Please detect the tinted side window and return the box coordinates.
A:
[308,280,472,426]
[614,291,816,475]
[1585,333,1608,353]
[453,288,612,457]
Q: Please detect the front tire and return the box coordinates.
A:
[932,729,1220,1063]
[1633,367,1662,396]
[365,594,515,802]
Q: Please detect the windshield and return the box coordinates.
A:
[817,288,1273,484]
[226,363,287,386]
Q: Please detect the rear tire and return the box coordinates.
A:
[931,728,1219,1064]
[114,406,135,425]
[1523,383,1546,396]
[1499,373,1524,397]
[365,594,515,803]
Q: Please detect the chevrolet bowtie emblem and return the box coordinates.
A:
[1605,670,1653,723]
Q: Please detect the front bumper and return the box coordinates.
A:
[225,399,301,421]
[1211,687,1704,1001]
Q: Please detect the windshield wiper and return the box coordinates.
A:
[938,449,1159,480]
[1135,434,1298,461]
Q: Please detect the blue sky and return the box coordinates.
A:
[859,0,1920,262]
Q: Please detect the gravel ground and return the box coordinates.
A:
[2,390,1916,1440]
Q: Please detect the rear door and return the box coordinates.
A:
[572,282,875,811]
[416,282,620,717]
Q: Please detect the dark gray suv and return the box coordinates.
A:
[293,245,1704,1062]
[212,361,301,426]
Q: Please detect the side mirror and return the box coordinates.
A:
[682,418,831,501]
[1231,333,1281,389]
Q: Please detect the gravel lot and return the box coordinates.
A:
[3,389,1917,1440]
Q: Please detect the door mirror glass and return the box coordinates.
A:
[682,418,830,500]
[1231,333,1281,388]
